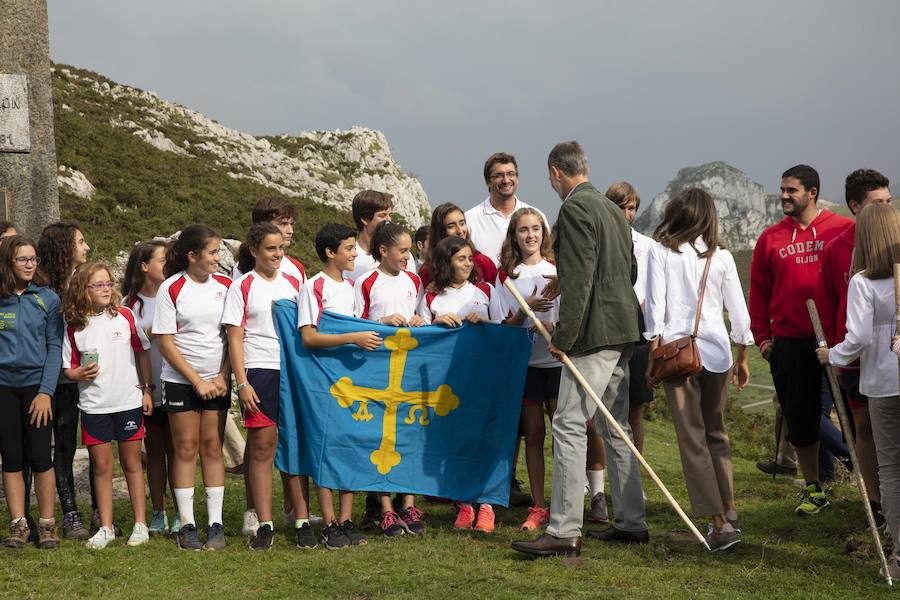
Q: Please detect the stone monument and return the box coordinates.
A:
[0,0,59,236]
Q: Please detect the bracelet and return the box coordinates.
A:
[136,383,156,392]
[235,382,248,392]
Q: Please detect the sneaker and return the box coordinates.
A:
[795,484,829,515]
[148,510,168,536]
[401,506,427,536]
[380,510,405,538]
[322,522,351,549]
[360,494,382,529]
[62,510,90,540]
[295,522,318,549]
[340,520,367,546]
[756,460,798,477]
[38,521,59,549]
[509,478,532,507]
[242,509,259,536]
[177,523,202,550]
[4,518,30,548]
[91,510,123,537]
[86,526,115,549]
[170,514,182,535]
[203,523,226,550]
[589,492,609,523]
[705,526,741,552]
[474,504,495,533]
[250,523,274,551]
[521,506,550,531]
[454,503,475,530]
[128,522,150,546]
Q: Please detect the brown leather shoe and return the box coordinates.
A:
[511,533,581,557]
[586,526,649,544]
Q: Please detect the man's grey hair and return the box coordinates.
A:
[548,141,589,177]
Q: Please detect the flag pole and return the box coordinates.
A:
[502,279,709,550]
[807,299,892,586]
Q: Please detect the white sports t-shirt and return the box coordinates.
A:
[297,271,357,328]
[232,254,307,283]
[125,293,163,406]
[62,307,151,414]
[497,260,561,368]
[631,228,653,306]
[464,196,549,266]
[418,281,502,324]
[153,271,231,384]
[343,242,418,281]
[354,268,423,322]
[222,271,302,370]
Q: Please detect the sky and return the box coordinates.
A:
[47,1,900,222]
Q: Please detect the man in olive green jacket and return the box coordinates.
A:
[513,141,647,558]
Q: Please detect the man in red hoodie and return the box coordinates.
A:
[815,169,891,526]
[749,164,852,515]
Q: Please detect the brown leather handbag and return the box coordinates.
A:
[649,253,713,383]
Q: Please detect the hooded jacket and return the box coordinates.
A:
[749,209,852,346]
[0,283,63,395]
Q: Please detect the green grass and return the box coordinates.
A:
[1,405,892,600]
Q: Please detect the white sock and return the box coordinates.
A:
[587,469,605,496]
[206,486,224,526]
[174,487,195,526]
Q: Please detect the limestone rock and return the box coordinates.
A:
[57,166,96,199]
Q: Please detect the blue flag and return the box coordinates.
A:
[272,300,531,506]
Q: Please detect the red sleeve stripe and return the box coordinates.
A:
[283,274,301,292]
[286,256,306,283]
[168,274,187,307]
[360,271,379,319]
[425,291,437,310]
[474,281,492,300]
[239,274,254,329]
[212,273,233,289]
[66,325,80,368]
[118,306,144,352]
[312,275,326,326]
[405,270,422,293]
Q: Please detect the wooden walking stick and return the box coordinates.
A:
[807,299,892,586]
[503,279,709,550]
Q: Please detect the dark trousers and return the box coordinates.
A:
[52,383,81,514]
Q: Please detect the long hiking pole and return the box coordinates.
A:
[503,279,709,549]
[807,299,892,586]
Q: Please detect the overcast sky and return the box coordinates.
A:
[47,1,900,221]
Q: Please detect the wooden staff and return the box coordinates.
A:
[807,299,892,586]
[503,279,709,549]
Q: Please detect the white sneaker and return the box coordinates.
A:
[86,526,116,549]
[242,510,259,536]
[127,522,150,546]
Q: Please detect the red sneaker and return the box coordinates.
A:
[520,506,550,531]
[474,504,495,533]
[454,503,475,530]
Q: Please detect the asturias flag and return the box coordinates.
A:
[272,300,530,506]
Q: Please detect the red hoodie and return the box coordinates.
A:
[814,221,858,366]
[749,209,852,345]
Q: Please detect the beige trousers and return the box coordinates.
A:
[663,368,734,518]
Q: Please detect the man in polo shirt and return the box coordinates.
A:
[466,152,549,266]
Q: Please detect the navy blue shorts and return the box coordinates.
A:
[241,368,279,429]
[81,407,145,446]
[161,381,230,412]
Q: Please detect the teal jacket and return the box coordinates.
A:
[551,182,641,356]
[0,283,63,395]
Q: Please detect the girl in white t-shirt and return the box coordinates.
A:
[418,235,503,533]
[223,223,303,551]
[122,240,174,537]
[62,263,153,549]
[153,224,232,551]
[496,207,560,531]
[353,221,426,538]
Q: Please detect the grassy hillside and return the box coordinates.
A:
[52,64,354,269]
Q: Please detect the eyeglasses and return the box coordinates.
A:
[13,257,40,266]
[88,281,114,290]
[490,171,518,180]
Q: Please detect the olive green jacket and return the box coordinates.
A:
[551,182,641,356]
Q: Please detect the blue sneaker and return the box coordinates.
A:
[170,514,182,535]
[149,510,168,536]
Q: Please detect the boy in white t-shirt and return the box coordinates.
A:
[232,197,307,283]
[297,223,382,549]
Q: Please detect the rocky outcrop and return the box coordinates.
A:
[634,162,796,250]
[57,165,96,199]
[53,67,431,227]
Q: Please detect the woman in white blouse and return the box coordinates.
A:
[644,188,752,552]
[817,203,900,578]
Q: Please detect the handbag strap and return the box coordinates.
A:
[691,252,714,338]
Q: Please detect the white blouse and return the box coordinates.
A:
[643,239,753,373]
[828,274,898,398]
